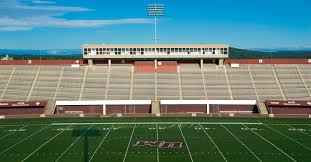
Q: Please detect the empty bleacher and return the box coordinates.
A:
[274,65,310,99]
[180,64,205,99]
[81,66,108,100]
[0,64,310,102]
[203,65,231,100]
[249,65,284,100]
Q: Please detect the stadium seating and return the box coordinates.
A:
[0,64,311,102]
[180,64,205,99]
[274,65,310,99]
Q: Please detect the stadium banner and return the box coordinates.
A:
[0,101,47,107]
[265,100,311,107]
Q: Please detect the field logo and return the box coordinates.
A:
[133,141,182,148]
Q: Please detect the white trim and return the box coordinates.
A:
[208,100,257,105]
[56,100,255,106]
[160,100,256,105]
[161,100,208,105]
[55,100,152,106]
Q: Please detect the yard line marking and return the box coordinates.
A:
[178,124,194,162]
[51,122,263,125]
[156,123,159,162]
[122,124,136,162]
[89,124,114,162]
[0,124,50,156]
[55,124,94,162]
[0,125,27,141]
[199,124,227,162]
[286,124,311,137]
[263,123,311,152]
[268,124,311,126]
[242,124,296,162]
[221,124,262,162]
[0,124,50,127]
[21,124,72,162]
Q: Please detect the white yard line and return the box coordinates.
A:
[51,122,263,125]
[156,123,159,162]
[263,123,311,152]
[0,124,50,127]
[178,124,194,162]
[268,124,311,126]
[286,124,311,137]
[54,124,94,162]
[0,124,50,156]
[242,124,296,162]
[199,124,227,162]
[21,124,72,162]
[0,125,27,141]
[122,124,136,162]
[89,124,114,162]
[221,124,262,162]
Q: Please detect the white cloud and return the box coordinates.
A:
[32,0,56,4]
[0,17,152,29]
[0,26,33,31]
[0,0,151,31]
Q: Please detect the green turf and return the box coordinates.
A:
[0,117,311,162]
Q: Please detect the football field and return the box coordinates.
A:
[0,117,311,162]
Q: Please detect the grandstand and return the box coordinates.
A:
[0,44,311,119]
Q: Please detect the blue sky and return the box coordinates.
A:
[0,0,310,50]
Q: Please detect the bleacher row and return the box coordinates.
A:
[0,64,311,102]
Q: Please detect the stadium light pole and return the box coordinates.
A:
[147,4,165,45]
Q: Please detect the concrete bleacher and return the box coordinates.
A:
[107,65,131,100]
[157,72,180,100]
[55,67,85,100]
[1,66,37,101]
[133,72,156,100]
[180,64,205,99]
[249,65,284,100]
[81,66,108,100]
[274,65,310,99]
[203,65,232,100]
[0,64,310,102]
[29,66,62,101]
[226,65,257,100]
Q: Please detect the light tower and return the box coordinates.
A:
[147,3,165,45]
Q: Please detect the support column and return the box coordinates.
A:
[151,100,160,114]
[200,59,204,69]
[87,59,93,66]
[108,59,111,68]
[154,59,158,70]
[219,59,224,66]
[206,104,210,114]
[102,104,106,116]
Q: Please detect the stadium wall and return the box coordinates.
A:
[265,100,311,116]
[0,60,82,65]
[225,59,311,64]
[0,101,47,117]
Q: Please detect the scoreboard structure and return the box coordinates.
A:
[83,44,229,67]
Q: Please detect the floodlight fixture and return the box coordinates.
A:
[147,4,165,44]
